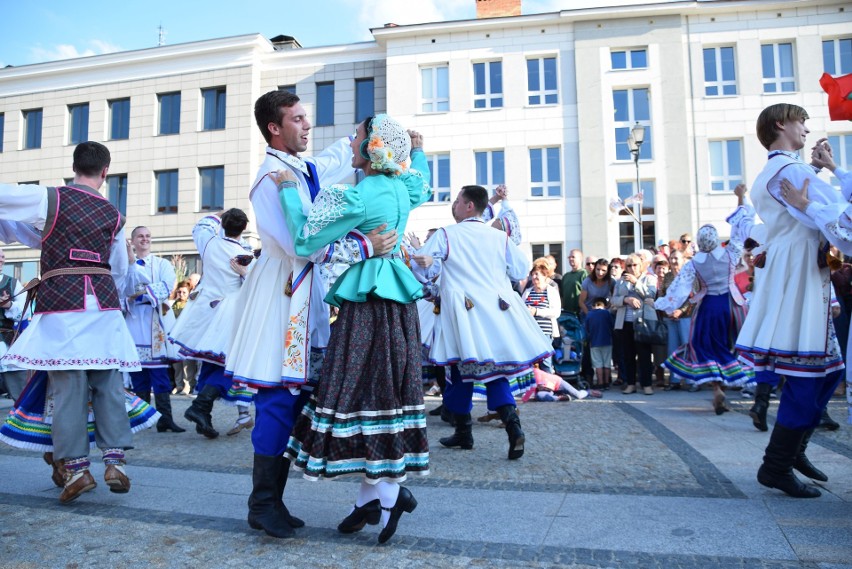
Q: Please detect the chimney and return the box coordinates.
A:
[269,35,302,50]
[476,0,521,19]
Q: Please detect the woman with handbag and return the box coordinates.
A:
[611,253,658,395]
[654,224,751,414]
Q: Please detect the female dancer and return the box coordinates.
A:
[276,114,431,543]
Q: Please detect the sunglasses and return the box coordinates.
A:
[681,240,691,244]
[625,263,636,267]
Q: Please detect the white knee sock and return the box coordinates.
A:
[375,480,400,527]
[355,480,377,508]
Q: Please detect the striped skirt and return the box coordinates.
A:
[0,371,160,452]
[285,298,429,483]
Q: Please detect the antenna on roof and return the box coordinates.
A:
[158,23,167,46]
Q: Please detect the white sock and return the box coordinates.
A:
[375,481,400,527]
[355,480,377,508]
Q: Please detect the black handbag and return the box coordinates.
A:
[633,308,667,345]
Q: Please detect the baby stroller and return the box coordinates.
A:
[552,313,590,391]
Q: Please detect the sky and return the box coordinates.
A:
[0,0,558,68]
[0,0,680,68]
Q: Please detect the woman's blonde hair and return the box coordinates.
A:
[532,257,554,278]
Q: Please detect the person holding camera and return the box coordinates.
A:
[170,209,255,438]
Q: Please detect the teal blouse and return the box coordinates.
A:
[279,149,432,307]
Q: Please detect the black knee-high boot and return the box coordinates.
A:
[277,457,304,528]
[438,413,473,449]
[184,385,220,438]
[134,389,151,404]
[248,454,295,538]
[749,383,772,432]
[757,424,821,498]
[496,405,525,460]
[155,392,186,433]
[792,429,828,482]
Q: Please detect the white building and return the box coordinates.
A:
[0,0,849,281]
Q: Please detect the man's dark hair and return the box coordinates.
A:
[756,103,809,150]
[460,185,488,215]
[72,141,111,177]
[254,90,301,143]
[221,208,249,238]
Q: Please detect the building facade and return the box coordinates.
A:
[0,0,849,281]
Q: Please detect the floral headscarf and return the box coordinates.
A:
[364,114,411,175]
[697,224,719,253]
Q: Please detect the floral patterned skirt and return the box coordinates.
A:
[285,298,429,483]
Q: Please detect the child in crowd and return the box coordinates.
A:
[584,297,614,389]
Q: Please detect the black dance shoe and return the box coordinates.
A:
[337,500,381,533]
[377,487,417,544]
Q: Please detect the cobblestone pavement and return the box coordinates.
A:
[0,390,849,569]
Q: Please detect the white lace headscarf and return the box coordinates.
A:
[697,224,719,253]
[364,114,411,175]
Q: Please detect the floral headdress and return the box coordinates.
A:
[364,114,410,175]
[697,224,719,253]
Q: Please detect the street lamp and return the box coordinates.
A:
[626,121,646,249]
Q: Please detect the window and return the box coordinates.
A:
[703,47,737,96]
[200,166,225,211]
[158,92,181,135]
[761,42,796,93]
[107,174,128,215]
[529,147,561,197]
[23,109,43,149]
[4,261,38,284]
[827,134,852,190]
[156,170,179,214]
[823,38,852,76]
[421,65,449,113]
[425,154,451,202]
[709,140,743,192]
[616,180,656,254]
[316,82,335,126]
[0,113,4,153]
[613,88,652,160]
[611,49,647,70]
[202,87,226,130]
[278,84,297,94]
[355,78,375,123]
[473,61,503,109]
[109,98,130,140]
[474,150,505,193]
[68,103,89,145]
[531,243,563,275]
[527,57,558,106]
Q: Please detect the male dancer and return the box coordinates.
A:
[413,185,553,460]
[124,226,185,433]
[736,104,852,498]
[171,209,254,438]
[227,90,395,538]
[0,141,140,502]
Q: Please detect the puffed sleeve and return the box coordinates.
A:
[403,150,433,209]
[279,183,367,258]
[654,262,697,314]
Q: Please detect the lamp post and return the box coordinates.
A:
[626,121,646,249]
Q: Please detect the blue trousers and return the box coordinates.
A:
[443,366,515,414]
[251,388,310,456]
[197,361,230,398]
[130,367,171,395]
[775,370,842,431]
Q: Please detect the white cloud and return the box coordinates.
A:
[341,0,475,37]
[28,39,122,64]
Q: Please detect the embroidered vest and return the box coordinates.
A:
[37,186,123,314]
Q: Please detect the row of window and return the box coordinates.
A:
[420,56,558,113]
[102,166,225,215]
[5,88,225,150]
[423,147,562,202]
[289,78,376,127]
[414,37,850,120]
[0,79,377,151]
[703,38,850,97]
